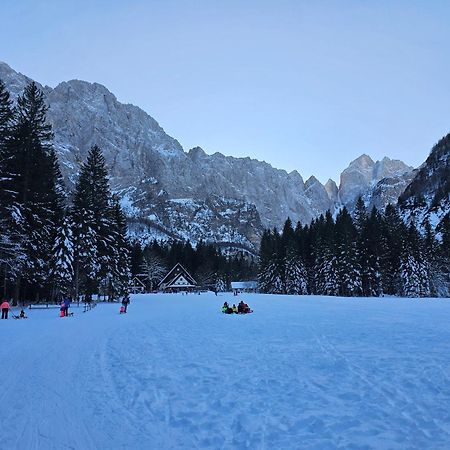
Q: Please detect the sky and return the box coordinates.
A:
[1,0,449,183]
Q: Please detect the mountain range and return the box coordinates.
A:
[1,61,446,251]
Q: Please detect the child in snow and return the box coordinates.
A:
[19,309,27,319]
[120,306,126,314]
[222,302,229,313]
[232,304,238,314]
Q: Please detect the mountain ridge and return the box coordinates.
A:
[0,60,419,247]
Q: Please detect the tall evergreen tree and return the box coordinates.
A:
[381,204,405,295]
[314,211,339,295]
[109,197,131,299]
[0,80,25,294]
[400,223,430,297]
[359,208,383,296]
[72,145,113,299]
[285,249,308,295]
[435,214,450,297]
[50,216,74,299]
[335,207,362,296]
[1,82,65,301]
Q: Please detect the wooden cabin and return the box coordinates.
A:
[158,263,198,293]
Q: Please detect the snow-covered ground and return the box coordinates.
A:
[1,293,450,450]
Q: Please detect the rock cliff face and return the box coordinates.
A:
[338,154,413,210]
[1,61,423,248]
[398,134,450,230]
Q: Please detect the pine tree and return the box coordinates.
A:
[258,259,284,294]
[72,145,115,299]
[353,197,367,233]
[2,82,65,301]
[400,223,430,297]
[0,80,25,293]
[50,216,74,299]
[108,197,131,299]
[335,207,362,296]
[381,204,405,295]
[284,250,308,295]
[359,208,383,296]
[0,80,14,145]
[215,277,227,293]
[313,211,339,295]
[435,214,450,297]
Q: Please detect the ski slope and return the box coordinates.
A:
[1,293,450,450]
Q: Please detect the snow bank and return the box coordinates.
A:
[1,293,450,449]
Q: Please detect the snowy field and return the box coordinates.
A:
[1,293,450,450]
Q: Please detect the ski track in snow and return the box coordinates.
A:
[1,293,450,449]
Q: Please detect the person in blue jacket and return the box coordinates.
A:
[63,297,71,317]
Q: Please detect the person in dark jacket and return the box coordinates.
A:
[122,295,130,313]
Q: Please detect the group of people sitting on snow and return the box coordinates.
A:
[222,301,253,314]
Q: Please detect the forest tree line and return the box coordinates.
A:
[0,80,130,303]
[259,200,450,298]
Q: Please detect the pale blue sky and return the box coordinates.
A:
[1,0,449,183]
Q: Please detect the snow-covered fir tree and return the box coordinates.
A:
[72,145,130,300]
[284,250,308,295]
[108,197,131,299]
[0,80,26,289]
[0,82,65,301]
[359,209,383,296]
[50,216,74,299]
[215,277,227,293]
[335,207,362,296]
[400,223,430,297]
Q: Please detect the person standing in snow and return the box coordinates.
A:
[63,297,71,317]
[122,295,130,313]
[1,300,11,319]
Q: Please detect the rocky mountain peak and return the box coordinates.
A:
[324,179,339,203]
[349,153,375,168]
[188,146,207,160]
[339,153,413,207]
[0,61,40,97]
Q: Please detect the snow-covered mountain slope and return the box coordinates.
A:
[124,193,262,252]
[363,170,417,212]
[0,61,420,245]
[398,134,450,229]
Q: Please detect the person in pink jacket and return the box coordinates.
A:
[1,301,10,319]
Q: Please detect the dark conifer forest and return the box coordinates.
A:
[258,201,449,297]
